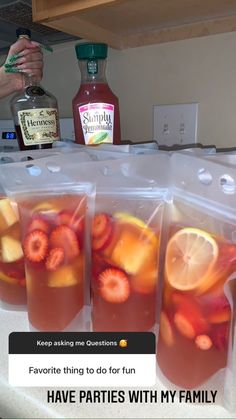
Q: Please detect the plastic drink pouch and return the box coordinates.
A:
[203,151,236,168]
[49,150,169,333]
[91,188,167,332]
[77,143,131,153]
[0,149,61,164]
[0,191,26,309]
[81,148,137,162]
[0,151,92,312]
[157,152,236,410]
[0,160,95,331]
[14,152,168,189]
[33,152,169,332]
[0,153,63,311]
[86,154,170,332]
[0,152,169,325]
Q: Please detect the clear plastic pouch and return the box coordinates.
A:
[0,192,26,310]
[0,149,61,164]
[0,160,95,332]
[203,150,236,168]
[78,153,170,332]
[91,188,167,332]
[0,151,92,313]
[157,152,236,411]
[30,152,169,333]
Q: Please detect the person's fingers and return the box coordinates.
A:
[17,60,43,71]
[15,51,43,64]
[5,38,44,83]
[16,46,42,58]
[31,41,40,47]
[8,38,37,56]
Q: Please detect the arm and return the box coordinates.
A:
[0,38,43,99]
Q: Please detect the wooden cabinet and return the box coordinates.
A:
[32,0,236,49]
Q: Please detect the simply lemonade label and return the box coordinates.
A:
[8,332,156,387]
[79,103,114,144]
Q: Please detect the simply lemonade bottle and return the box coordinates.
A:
[72,43,121,145]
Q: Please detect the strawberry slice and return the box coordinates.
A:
[195,334,213,350]
[92,213,111,238]
[172,292,209,339]
[23,229,49,263]
[18,278,26,287]
[28,217,50,235]
[71,215,84,237]
[98,268,130,303]
[92,223,113,252]
[50,225,80,261]
[6,259,25,280]
[206,294,231,324]
[56,211,84,238]
[211,323,230,351]
[56,211,72,226]
[217,242,236,272]
[45,247,65,271]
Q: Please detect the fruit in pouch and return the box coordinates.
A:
[0,157,95,331]
[157,152,236,403]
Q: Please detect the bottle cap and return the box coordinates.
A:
[75,43,108,60]
[16,27,31,39]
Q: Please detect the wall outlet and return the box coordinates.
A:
[153,103,198,146]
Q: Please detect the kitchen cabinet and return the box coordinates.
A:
[32,0,236,49]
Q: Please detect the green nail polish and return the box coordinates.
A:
[4,67,21,73]
[6,53,21,64]
[39,43,53,53]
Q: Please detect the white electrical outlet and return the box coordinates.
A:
[153,103,198,146]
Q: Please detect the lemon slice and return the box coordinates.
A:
[0,271,18,285]
[165,227,218,291]
[114,212,148,229]
[114,212,158,246]
[32,202,59,215]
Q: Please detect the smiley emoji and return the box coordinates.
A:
[119,339,128,348]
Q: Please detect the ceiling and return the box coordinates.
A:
[0,0,80,54]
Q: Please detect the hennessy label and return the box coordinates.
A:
[79,103,114,145]
[18,108,60,146]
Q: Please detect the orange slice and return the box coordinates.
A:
[114,212,158,246]
[0,271,18,285]
[131,263,158,294]
[48,256,83,288]
[165,227,218,291]
[159,311,174,347]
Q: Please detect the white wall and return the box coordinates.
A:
[1,31,236,148]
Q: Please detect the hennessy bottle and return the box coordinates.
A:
[10,28,60,150]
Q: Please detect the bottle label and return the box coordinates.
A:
[18,108,60,146]
[79,103,114,145]
[87,59,98,75]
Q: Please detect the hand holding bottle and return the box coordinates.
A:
[0,37,43,98]
[10,28,60,150]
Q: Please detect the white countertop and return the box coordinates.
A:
[1,308,236,419]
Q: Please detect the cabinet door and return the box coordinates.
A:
[32,0,236,50]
